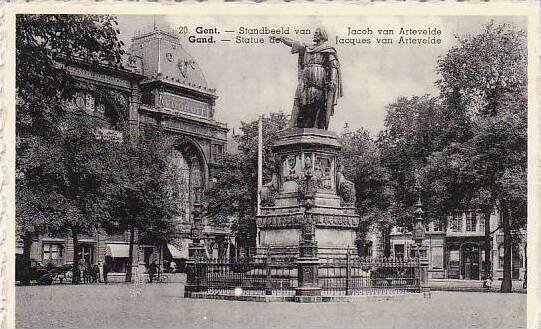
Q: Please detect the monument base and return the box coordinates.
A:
[256,128,361,259]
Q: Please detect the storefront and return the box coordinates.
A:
[444,238,487,280]
[105,243,130,273]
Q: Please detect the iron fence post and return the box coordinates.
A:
[265,246,272,295]
[346,248,351,296]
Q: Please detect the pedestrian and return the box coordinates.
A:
[170,260,177,273]
[103,262,108,284]
[82,260,90,284]
[483,274,493,290]
[76,257,86,284]
[148,260,158,283]
[91,264,99,283]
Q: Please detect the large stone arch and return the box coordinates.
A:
[169,137,209,226]
[172,137,208,187]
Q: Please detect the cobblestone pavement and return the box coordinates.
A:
[16,282,526,329]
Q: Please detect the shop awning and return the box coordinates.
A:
[105,244,130,258]
[168,243,188,259]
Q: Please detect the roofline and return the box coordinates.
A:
[140,77,218,99]
[57,56,146,81]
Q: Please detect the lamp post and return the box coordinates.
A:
[295,158,322,303]
[411,183,429,294]
[184,185,207,297]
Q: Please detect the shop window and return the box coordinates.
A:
[466,212,477,232]
[106,257,128,273]
[431,246,444,269]
[43,243,63,261]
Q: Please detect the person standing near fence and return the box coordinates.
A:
[148,260,158,283]
[103,262,108,284]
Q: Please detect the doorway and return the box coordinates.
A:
[79,244,94,265]
[461,243,480,280]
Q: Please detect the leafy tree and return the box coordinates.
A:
[205,113,288,251]
[435,22,527,292]
[16,15,124,138]
[377,96,444,227]
[107,129,182,282]
[16,14,125,284]
[338,129,394,256]
[17,113,121,284]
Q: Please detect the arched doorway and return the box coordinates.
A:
[167,140,206,226]
[461,243,480,280]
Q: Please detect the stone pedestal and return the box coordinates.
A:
[256,128,360,259]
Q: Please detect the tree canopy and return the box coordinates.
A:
[205,112,288,248]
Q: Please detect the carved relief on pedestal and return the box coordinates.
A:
[314,155,333,191]
[257,213,359,229]
[303,267,313,283]
[281,154,300,193]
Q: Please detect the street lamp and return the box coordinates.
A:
[411,182,429,295]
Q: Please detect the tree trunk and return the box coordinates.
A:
[500,202,512,293]
[483,207,492,279]
[125,225,135,282]
[20,232,33,285]
[72,231,80,284]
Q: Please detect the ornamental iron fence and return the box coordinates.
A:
[188,247,420,297]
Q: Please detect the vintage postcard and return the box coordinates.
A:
[2,2,539,329]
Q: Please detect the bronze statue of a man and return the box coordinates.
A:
[276,28,343,130]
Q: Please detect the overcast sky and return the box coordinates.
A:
[117,15,526,137]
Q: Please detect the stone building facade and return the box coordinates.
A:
[386,210,526,281]
[16,26,231,281]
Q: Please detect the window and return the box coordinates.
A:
[431,246,444,269]
[79,245,94,265]
[106,257,129,273]
[478,213,486,233]
[433,221,444,232]
[394,244,405,259]
[212,144,224,162]
[450,213,462,232]
[512,244,523,269]
[359,241,373,258]
[498,244,504,269]
[466,212,477,232]
[43,243,63,261]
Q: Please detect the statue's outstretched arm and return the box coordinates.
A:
[275,36,295,47]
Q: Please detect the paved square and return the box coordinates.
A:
[16,282,526,329]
